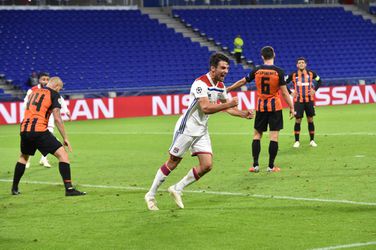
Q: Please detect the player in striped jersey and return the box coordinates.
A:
[227,46,294,173]
[285,57,322,148]
[11,77,85,196]
[23,72,71,168]
[145,53,254,210]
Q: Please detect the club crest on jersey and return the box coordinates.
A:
[173,147,179,154]
[196,87,202,94]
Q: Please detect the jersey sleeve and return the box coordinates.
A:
[191,80,209,99]
[311,70,322,90]
[50,90,62,110]
[285,73,293,84]
[245,69,256,83]
[311,71,321,81]
[277,69,286,86]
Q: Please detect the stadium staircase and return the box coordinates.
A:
[344,4,376,23]
[140,8,251,69]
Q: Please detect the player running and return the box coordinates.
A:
[144,53,253,210]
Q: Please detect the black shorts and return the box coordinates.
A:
[294,101,315,118]
[254,110,283,132]
[20,131,62,156]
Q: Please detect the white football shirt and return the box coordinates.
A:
[174,73,228,137]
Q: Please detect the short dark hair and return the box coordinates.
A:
[210,53,230,68]
[296,57,306,63]
[38,72,50,80]
[261,46,275,60]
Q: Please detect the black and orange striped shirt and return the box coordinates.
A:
[21,87,61,133]
[286,69,321,103]
[246,64,285,112]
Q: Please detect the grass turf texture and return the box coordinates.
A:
[0,103,375,249]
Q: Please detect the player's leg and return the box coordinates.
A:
[39,115,55,168]
[12,133,36,195]
[25,156,31,169]
[11,153,30,195]
[293,102,304,148]
[169,134,213,208]
[251,111,266,172]
[37,131,85,196]
[145,132,192,210]
[267,131,280,172]
[306,102,317,147]
[267,110,283,172]
[53,146,85,196]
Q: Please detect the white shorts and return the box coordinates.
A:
[169,132,212,158]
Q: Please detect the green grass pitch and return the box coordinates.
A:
[0,103,375,249]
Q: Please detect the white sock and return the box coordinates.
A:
[148,169,168,197]
[175,168,199,192]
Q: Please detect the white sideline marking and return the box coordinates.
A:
[0,132,375,137]
[70,131,376,136]
[354,155,365,158]
[310,241,376,250]
[1,179,375,206]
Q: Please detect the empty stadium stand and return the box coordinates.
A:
[0,8,246,97]
[173,7,376,81]
[0,6,375,101]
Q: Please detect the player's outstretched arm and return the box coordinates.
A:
[220,99,253,119]
[53,108,72,152]
[280,85,295,119]
[198,97,238,114]
[226,77,247,92]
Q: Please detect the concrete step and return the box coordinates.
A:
[0,84,15,91]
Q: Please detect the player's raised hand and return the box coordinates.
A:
[64,139,73,153]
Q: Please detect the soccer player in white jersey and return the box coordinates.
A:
[145,53,254,210]
[23,72,71,168]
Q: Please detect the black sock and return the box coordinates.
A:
[59,162,73,190]
[268,141,278,168]
[294,123,301,142]
[308,122,315,141]
[12,162,26,190]
[252,140,261,167]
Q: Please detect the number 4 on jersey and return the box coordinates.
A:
[26,93,45,111]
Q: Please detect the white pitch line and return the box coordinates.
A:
[310,241,376,250]
[69,131,376,136]
[354,155,365,158]
[0,179,375,206]
[0,132,375,137]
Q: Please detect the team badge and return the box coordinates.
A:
[196,87,202,94]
